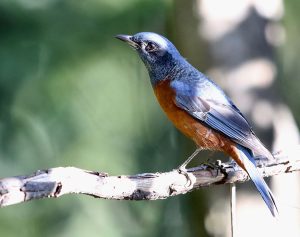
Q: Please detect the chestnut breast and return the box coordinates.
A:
[153,78,234,151]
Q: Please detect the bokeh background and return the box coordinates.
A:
[0,0,299,236]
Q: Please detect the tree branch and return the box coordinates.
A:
[0,154,299,207]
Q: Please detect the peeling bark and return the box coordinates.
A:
[0,154,299,207]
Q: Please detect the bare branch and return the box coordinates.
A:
[1,155,300,207]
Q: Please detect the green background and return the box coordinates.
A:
[0,0,299,236]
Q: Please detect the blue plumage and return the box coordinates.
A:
[237,145,278,217]
[116,32,278,217]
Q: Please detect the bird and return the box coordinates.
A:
[115,32,278,217]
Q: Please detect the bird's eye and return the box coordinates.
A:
[145,42,157,52]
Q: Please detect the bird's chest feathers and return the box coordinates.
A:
[153,78,228,149]
[153,79,178,117]
[153,78,200,137]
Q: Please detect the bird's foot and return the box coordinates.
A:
[200,159,229,176]
[197,159,219,169]
[177,164,195,188]
[176,148,202,188]
[191,159,223,171]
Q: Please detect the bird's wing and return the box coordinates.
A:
[171,80,262,151]
[175,94,253,144]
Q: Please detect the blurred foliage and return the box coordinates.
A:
[280,0,300,123]
[0,0,299,237]
[0,0,207,236]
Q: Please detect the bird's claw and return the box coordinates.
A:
[177,165,195,188]
[200,159,229,176]
[197,159,222,170]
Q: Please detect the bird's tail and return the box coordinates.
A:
[236,144,279,217]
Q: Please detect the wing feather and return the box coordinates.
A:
[172,80,272,158]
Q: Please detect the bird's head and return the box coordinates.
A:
[116,32,183,85]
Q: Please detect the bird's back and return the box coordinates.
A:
[169,65,274,160]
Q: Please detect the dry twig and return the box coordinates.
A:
[0,152,299,207]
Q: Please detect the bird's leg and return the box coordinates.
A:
[177,148,202,188]
[178,148,202,171]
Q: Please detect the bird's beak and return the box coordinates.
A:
[115,34,139,49]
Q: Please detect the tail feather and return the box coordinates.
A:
[250,134,275,161]
[237,144,278,217]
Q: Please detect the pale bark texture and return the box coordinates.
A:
[1,154,299,207]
